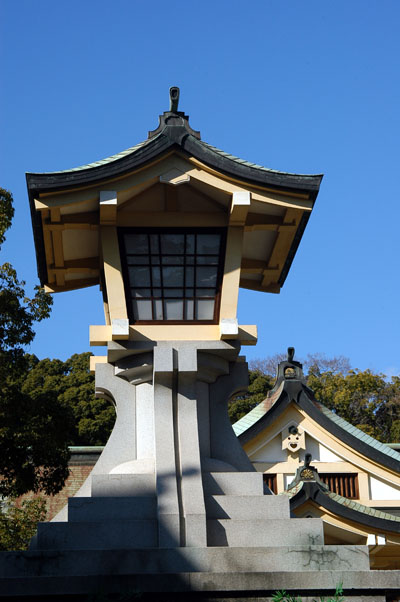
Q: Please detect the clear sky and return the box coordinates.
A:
[1,0,399,375]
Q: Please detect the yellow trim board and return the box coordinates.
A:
[89,324,257,346]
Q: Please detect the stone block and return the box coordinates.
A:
[206,517,324,547]
[202,472,264,496]
[91,473,155,497]
[34,519,158,550]
[205,494,290,519]
[68,496,157,522]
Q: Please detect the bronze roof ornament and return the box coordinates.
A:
[169,86,180,113]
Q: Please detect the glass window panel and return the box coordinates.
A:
[124,234,149,254]
[164,289,183,297]
[160,234,184,254]
[196,288,215,297]
[164,299,183,320]
[185,288,194,297]
[153,299,163,320]
[196,266,218,287]
[196,234,220,255]
[185,299,194,320]
[186,267,194,286]
[153,288,162,297]
[186,234,195,253]
[162,256,184,265]
[162,266,184,286]
[196,255,219,265]
[152,267,161,286]
[186,256,194,264]
[151,256,160,265]
[128,266,151,287]
[196,299,215,320]
[132,288,151,298]
[132,299,152,320]
[150,235,159,254]
[127,255,149,265]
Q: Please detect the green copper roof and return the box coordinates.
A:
[34,137,156,175]
[315,403,400,463]
[33,132,321,181]
[233,381,400,464]
[282,481,400,524]
[199,140,322,180]
[232,385,283,437]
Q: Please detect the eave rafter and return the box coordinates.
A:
[239,206,304,293]
[40,208,100,288]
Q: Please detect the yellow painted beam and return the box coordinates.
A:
[51,230,64,268]
[116,212,228,228]
[100,226,128,322]
[100,191,117,225]
[89,324,257,346]
[219,226,244,321]
[230,191,250,226]
[89,355,108,374]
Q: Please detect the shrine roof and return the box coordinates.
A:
[283,464,400,534]
[233,353,400,474]
[26,90,322,196]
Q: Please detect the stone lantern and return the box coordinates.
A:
[25,87,345,566]
[1,88,395,600]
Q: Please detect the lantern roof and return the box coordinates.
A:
[27,87,323,296]
[27,89,322,194]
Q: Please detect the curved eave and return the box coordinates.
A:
[26,130,323,198]
[235,380,400,475]
[289,482,400,534]
[27,127,323,288]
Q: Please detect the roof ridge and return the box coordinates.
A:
[199,140,323,179]
[31,135,162,175]
[316,401,400,462]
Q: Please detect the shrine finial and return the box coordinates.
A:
[169,86,180,112]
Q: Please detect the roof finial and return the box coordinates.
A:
[287,347,295,363]
[169,86,180,113]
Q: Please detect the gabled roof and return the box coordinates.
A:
[284,463,400,534]
[26,108,322,195]
[26,88,323,293]
[233,352,400,474]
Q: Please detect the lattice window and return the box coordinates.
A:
[319,473,359,499]
[119,228,225,323]
[263,473,277,494]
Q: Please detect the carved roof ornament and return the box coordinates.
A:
[148,85,201,141]
[282,423,306,454]
[268,347,306,396]
[288,453,329,490]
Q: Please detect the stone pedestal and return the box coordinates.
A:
[2,340,400,599]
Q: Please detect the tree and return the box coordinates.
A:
[239,351,400,443]
[0,498,47,551]
[229,370,274,423]
[0,188,70,497]
[308,367,400,442]
[20,353,115,446]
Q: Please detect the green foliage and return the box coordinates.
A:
[308,368,400,443]
[0,188,70,496]
[0,497,47,551]
[0,188,14,247]
[235,352,400,444]
[229,370,273,423]
[273,583,344,602]
[20,353,115,446]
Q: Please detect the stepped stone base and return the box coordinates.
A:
[0,550,398,599]
[3,350,399,599]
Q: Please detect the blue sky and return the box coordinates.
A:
[1,1,399,375]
